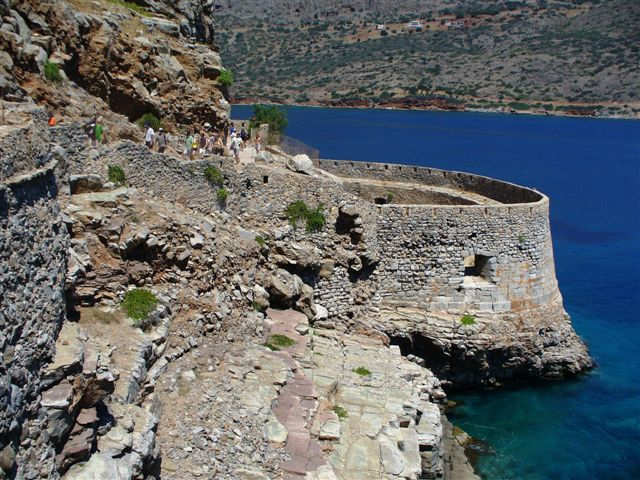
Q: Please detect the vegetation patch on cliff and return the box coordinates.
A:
[265,334,295,351]
[353,366,372,376]
[285,200,326,233]
[44,61,62,83]
[108,165,126,186]
[204,166,224,187]
[107,0,152,17]
[460,314,476,326]
[122,288,158,328]
[332,405,348,419]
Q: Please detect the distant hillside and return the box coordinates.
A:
[215,0,640,117]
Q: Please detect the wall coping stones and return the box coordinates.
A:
[313,158,547,209]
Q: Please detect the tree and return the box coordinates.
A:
[249,105,288,143]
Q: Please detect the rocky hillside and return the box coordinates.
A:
[0,0,230,137]
[216,0,640,117]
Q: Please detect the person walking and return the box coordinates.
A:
[85,118,96,147]
[185,131,194,159]
[95,117,105,145]
[230,133,242,161]
[156,128,167,153]
[199,130,207,156]
[223,122,229,147]
[145,124,155,149]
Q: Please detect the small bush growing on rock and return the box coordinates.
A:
[353,366,371,376]
[255,235,266,247]
[285,201,326,233]
[286,200,309,227]
[122,288,158,328]
[108,165,126,186]
[252,301,266,313]
[460,314,476,326]
[305,205,326,233]
[217,187,228,206]
[108,0,152,17]
[386,192,394,202]
[265,334,295,351]
[218,69,234,87]
[136,113,162,131]
[44,61,62,83]
[204,166,224,186]
[333,405,348,419]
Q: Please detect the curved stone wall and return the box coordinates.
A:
[313,158,553,315]
[313,158,591,388]
[313,159,544,204]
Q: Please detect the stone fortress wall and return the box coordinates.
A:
[0,107,69,457]
[313,159,559,319]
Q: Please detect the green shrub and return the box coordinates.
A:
[286,200,309,227]
[305,205,326,233]
[107,0,151,16]
[386,192,394,202]
[333,405,348,419]
[255,235,266,247]
[218,69,234,87]
[204,166,224,186]
[135,113,162,131]
[252,301,266,313]
[108,165,126,186]
[353,366,371,376]
[285,200,326,233]
[216,187,228,205]
[122,288,158,328]
[250,105,288,143]
[44,61,62,83]
[265,334,295,351]
[460,314,476,326]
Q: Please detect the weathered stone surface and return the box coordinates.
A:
[286,154,314,175]
[264,415,288,444]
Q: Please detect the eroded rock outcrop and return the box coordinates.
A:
[1,0,229,137]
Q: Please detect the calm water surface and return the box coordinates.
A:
[234,105,640,480]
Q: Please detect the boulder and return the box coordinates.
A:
[0,444,16,474]
[265,269,303,307]
[286,154,314,175]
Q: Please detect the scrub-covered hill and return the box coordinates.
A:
[215,0,640,117]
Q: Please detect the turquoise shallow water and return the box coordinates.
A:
[233,105,640,480]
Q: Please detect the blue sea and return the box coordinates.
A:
[233,105,640,480]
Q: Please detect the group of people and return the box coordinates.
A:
[144,124,168,153]
[78,115,261,163]
[183,122,226,160]
[182,122,261,161]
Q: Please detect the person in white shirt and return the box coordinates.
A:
[230,133,243,160]
[145,125,155,149]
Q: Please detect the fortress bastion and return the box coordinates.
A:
[314,159,593,389]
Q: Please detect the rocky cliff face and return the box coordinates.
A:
[0,0,229,136]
